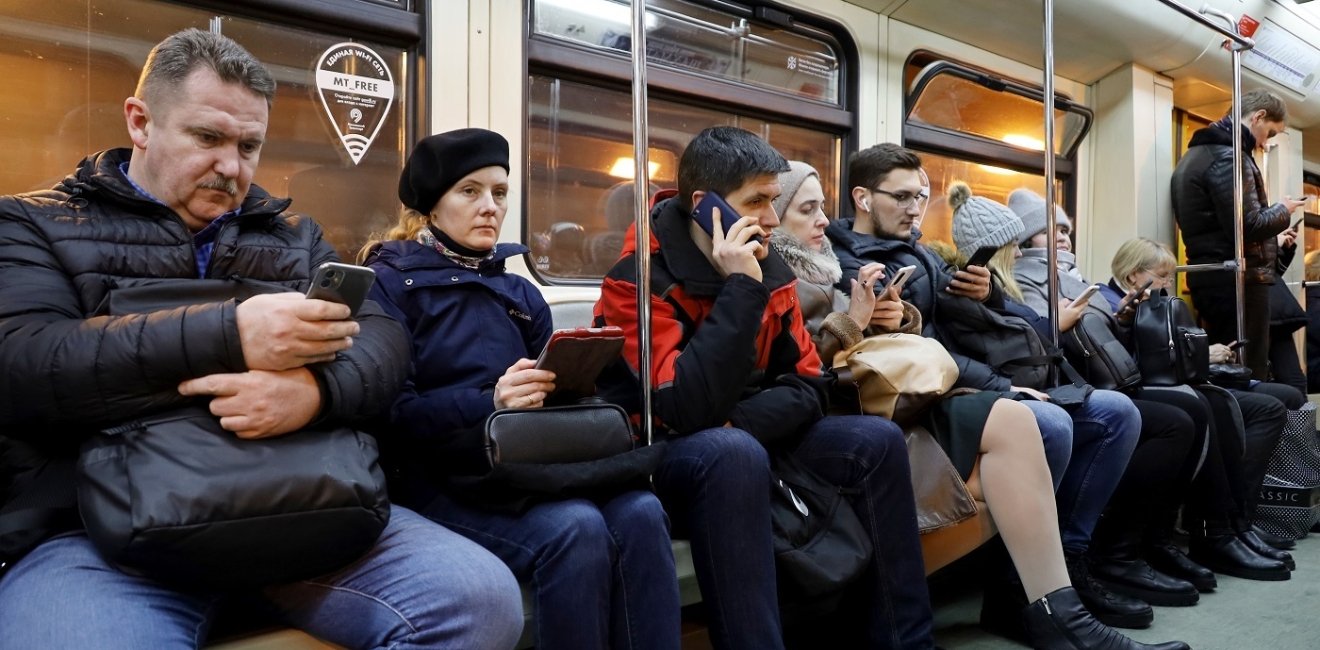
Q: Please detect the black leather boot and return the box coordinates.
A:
[1065,552,1153,629]
[1021,586,1191,650]
[1238,529,1295,569]
[1144,543,1216,593]
[1187,534,1290,581]
[1092,529,1198,606]
[1249,524,1296,550]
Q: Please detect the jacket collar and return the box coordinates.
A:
[1187,117,1257,153]
[61,148,292,222]
[647,196,796,297]
[369,238,528,274]
[825,217,918,257]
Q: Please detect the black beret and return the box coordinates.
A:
[398,128,510,214]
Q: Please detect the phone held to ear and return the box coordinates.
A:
[1068,284,1101,309]
[963,245,998,270]
[692,192,762,244]
[876,265,917,297]
[305,262,376,316]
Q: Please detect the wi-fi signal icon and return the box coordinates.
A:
[343,134,370,163]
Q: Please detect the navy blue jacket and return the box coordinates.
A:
[366,239,553,471]
[826,218,1008,391]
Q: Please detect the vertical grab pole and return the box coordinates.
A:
[1201,6,1248,360]
[630,0,654,446]
[1042,0,1060,348]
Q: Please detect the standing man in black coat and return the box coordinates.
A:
[0,28,523,649]
[1170,89,1307,380]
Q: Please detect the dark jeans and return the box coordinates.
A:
[1191,282,1270,380]
[1190,386,1288,532]
[1268,329,1308,395]
[655,419,932,650]
[421,490,681,650]
[1096,397,1196,541]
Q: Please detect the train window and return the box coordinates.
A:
[527,0,855,284]
[901,51,1091,249]
[1302,172,1320,269]
[533,0,841,104]
[0,0,418,263]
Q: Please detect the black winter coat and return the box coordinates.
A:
[0,148,411,450]
[1171,118,1290,286]
[825,219,1011,392]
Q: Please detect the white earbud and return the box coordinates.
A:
[862,199,872,212]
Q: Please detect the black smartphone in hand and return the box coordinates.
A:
[1115,278,1154,313]
[963,245,998,270]
[693,192,762,244]
[306,262,376,316]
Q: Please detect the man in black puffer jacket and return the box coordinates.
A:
[0,28,523,649]
[1170,89,1307,380]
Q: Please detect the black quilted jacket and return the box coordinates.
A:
[0,148,410,449]
[1170,119,1290,286]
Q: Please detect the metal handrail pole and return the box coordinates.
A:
[1043,0,1059,349]
[630,0,654,446]
[1175,261,1238,274]
[1153,0,1253,48]
[1200,6,1249,361]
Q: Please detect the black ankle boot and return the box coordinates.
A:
[1021,586,1191,650]
[1091,529,1198,607]
[1188,534,1290,581]
[1238,530,1295,569]
[1144,543,1216,593]
[1249,524,1296,550]
[1065,552,1153,629]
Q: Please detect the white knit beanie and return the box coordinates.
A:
[772,161,819,220]
[949,182,1024,253]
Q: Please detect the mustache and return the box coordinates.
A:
[198,177,238,196]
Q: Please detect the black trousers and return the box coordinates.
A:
[1093,396,1196,547]
[1191,282,1271,380]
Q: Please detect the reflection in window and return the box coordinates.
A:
[0,1,411,264]
[527,74,840,281]
[907,71,1086,156]
[916,152,1060,250]
[533,0,840,104]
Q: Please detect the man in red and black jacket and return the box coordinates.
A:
[594,126,932,650]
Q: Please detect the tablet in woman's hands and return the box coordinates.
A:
[535,327,626,398]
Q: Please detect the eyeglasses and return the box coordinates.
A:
[871,187,930,209]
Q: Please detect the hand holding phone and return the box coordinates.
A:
[877,265,917,297]
[693,192,762,244]
[1115,278,1154,314]
[306,262,376,316]
[534,327,626,399]
[963,245,998,270]
[1068,284,1101,309]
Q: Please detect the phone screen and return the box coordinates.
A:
[963,245,997,270]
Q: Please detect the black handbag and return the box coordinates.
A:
[1062,312,1142,391]
[75,279,391,590]
[1133,295,1209,386]
[78,407,390,590]
[769,452,872,600]
[1207,363,1252,390]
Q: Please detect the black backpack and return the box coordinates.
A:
[0,437,79,577]
[1132,295,1208,386]
[1062,311,1142,391]
[935,293,1052,389]
[769,452,871,602]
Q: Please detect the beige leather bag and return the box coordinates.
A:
[839,333,959,425]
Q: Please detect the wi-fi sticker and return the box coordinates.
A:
[314,43,395,165]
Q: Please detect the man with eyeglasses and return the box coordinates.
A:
[1171,88,1307,380]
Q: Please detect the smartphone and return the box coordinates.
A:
[1068,284,1101,309]
[877,265,917,297]
[1227,339,1245,351]
[535,327,626,398]
[692,191,762,244]
[963,245,998,270]
[1115,278,1155,313]
[306,262,376,316]
[1291,215,1305,231]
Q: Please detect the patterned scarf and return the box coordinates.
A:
[417,226,494,270]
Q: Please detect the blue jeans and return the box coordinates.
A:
[655,420,932,650]
[1027,390,1140,552]
[0,506,523,650]
[421,490,680,650]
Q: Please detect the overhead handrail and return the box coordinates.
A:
[1156,0,1254,49]
[630,0,654,446]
